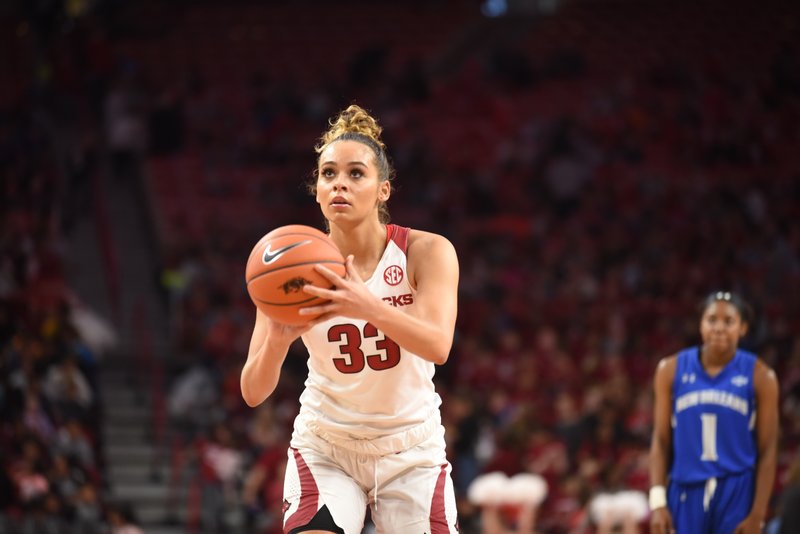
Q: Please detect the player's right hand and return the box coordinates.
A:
[264,313,314,343]
[650,507,675,534]
[254,307,314,351]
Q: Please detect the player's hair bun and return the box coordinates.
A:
[316,104,385,153]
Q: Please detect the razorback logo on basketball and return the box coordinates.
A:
[383,265,404,286]
[280,277,312,294]
[382,293,414,307]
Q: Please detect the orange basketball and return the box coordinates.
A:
[245,225,345,325]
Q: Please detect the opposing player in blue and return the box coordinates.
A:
[650,291,778,534]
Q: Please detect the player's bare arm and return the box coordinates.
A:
[650,355,677,534]
[302,230,458,364]
[240,308,314,407]
[735,359,779,533]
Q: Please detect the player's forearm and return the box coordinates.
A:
[369,301,453,364]
[240,338,290,406]
[749,446,777,520]
[649,437,671,487]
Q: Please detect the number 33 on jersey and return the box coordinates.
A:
[298,225,441,432]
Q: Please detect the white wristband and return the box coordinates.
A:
[649,485,667,510]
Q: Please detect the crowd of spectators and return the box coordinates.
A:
[0,87,122,532]
[0,3,144,533]
[146,1,800,532]
[2,0,799,533]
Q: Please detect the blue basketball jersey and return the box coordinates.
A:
[670,346,757,483]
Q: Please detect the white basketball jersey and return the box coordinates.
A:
[297,225,441,439]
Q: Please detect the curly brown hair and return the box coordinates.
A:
[310,105,395,223]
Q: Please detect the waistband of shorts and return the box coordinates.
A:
[296,410,442,456]
[670,468,754,488]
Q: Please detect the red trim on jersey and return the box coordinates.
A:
[284,448,319,533]
[429,464,450,534]
[386,224,410,254]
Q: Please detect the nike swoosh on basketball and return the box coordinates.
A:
[262,240,311,264]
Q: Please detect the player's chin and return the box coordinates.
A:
[705,340,736,353]
[325,208,359,222]
[706,338,734,350]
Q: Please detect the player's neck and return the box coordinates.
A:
[700,345,736,373]
[329,221,386,274]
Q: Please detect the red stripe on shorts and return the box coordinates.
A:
[284,448,319,533]
[429,464,449,534]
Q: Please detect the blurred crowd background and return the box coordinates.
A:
[1,0,799,532]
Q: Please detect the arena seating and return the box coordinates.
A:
[2,0,798,531]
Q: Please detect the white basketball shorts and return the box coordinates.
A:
[283,416,459,534]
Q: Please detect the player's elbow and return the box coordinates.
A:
[243,397,260,408]
[426,339,452,365]
[424,352,448,365]
[651,432,669,451]
[240,375,269,408]
[758,437,779,463]
[241,385,263,408]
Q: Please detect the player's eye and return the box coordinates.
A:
[350,169,363,178]
[320,168,335,179]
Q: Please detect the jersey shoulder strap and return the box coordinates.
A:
[386,224,410,254]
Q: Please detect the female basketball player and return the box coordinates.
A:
[649,291,778,534]
[241,105,460,533]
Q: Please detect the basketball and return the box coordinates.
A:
[245,225,346,325]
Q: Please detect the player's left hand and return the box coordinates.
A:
[300,255,380,322]
[732,515,764,534]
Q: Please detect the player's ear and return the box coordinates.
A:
[377,180,391,202]
[738,321,748,339]
[314,180,322,205]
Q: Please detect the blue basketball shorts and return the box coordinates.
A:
[668,470,754,534]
